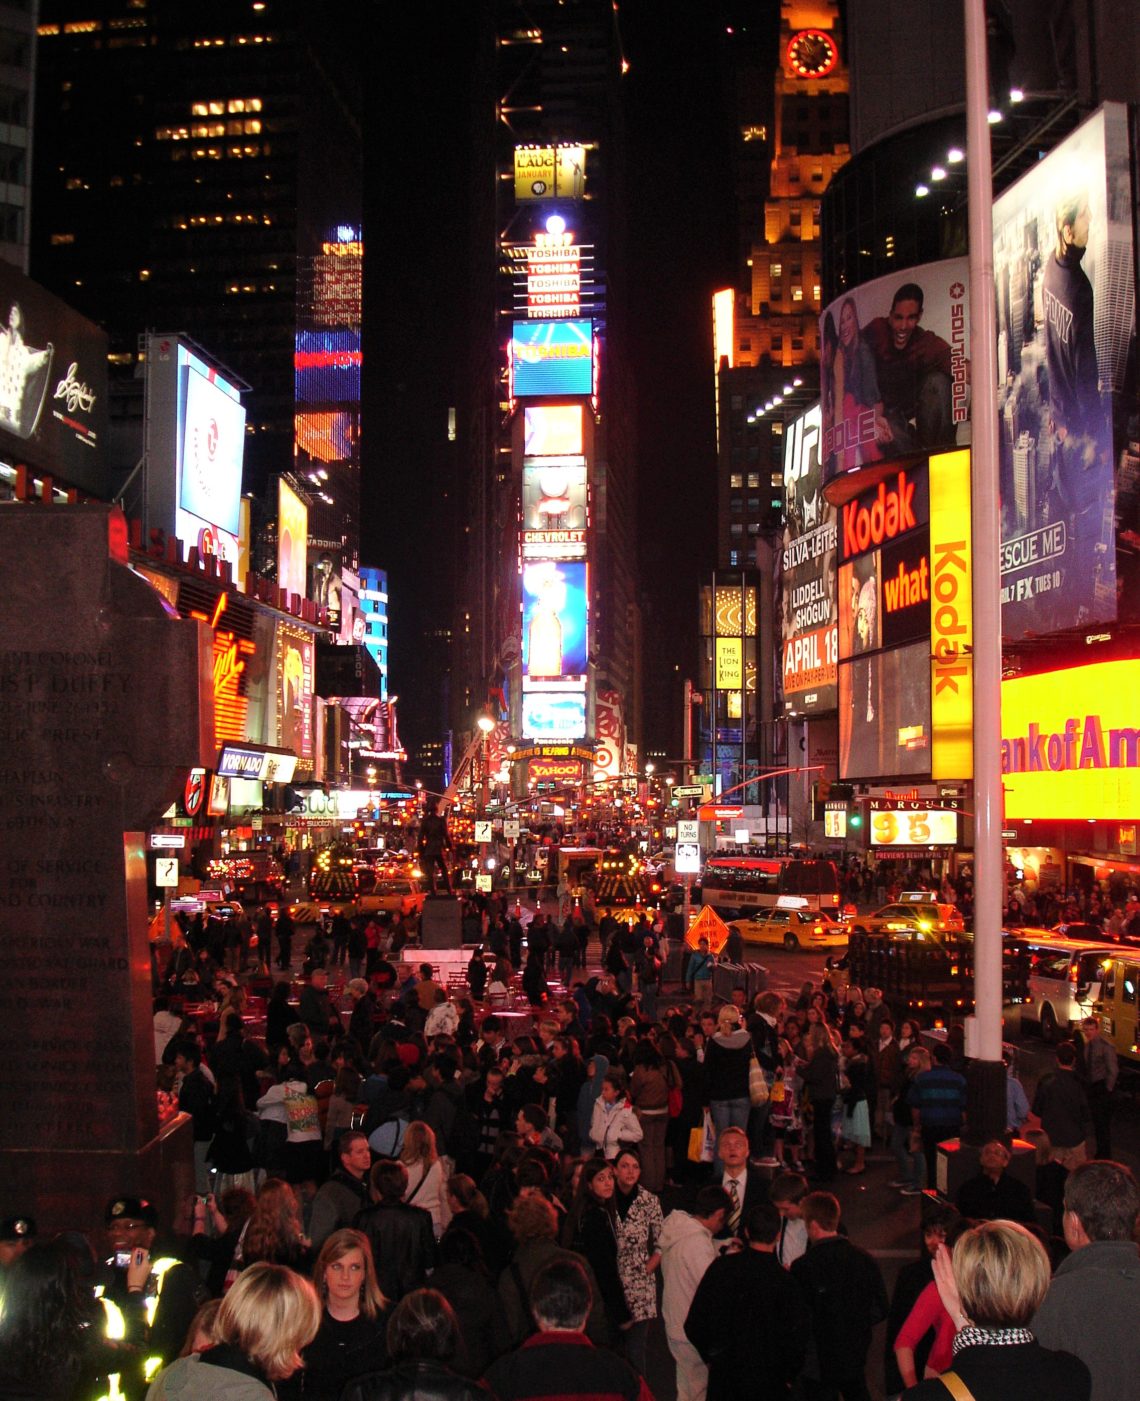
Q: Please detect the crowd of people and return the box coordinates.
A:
[3,893,1138,1401]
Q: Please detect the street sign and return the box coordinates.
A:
[154,857,179,888]
[673,785,704,798]
[675,842,701,874]
[677,819,700,843]
[664,825,677,840]
[474,820,493,843]
[149,833,186,850]
[1001,829,1018,840]
[504,820,520,840]
[170,817,193,828]
[475,873,493,892]
[692,774,713,786]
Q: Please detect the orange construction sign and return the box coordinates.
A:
[684,903,730,954]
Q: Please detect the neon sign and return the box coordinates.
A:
[841,471,919,557]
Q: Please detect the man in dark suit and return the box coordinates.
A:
[686,1201,811,1400]
[791,1191,888,1401]
[714,1125,769,1241]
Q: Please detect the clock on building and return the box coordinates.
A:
[786,29,838,79]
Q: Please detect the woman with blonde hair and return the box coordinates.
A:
[278,1230,389,1401]
[400,1120,451,1238]
[147,1261,320,1401]
[901,1221,1090,1400]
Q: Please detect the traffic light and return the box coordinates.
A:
[849,808,863,829]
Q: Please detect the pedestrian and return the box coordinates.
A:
[659,1186,730,1401]
[901,1221,1090,1401]
[685,938,714,1011]
[703,1005,753,1168]
[685,1201,810,1401]
[276,907,295,971]
[909,1042,966,1188]
[791,1192,887,1401]
[612,1147,664,1378]
[800,1024,840,1184]
[1032,1159,1140,1401]
[1078,1017,1119,1159]
[628,1042,670,1194]
[1031,1042,1092,1169]
[565,1159,630,1342]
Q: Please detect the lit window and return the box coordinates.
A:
[771,263,782,277]
[792,287,804,301]
[747,473,760,488]
[50,232,75,245]
[729,473,743,489]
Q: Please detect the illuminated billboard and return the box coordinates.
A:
[295,410,357,464]
[513,144,587,201]
[521,560,588,680]
[524,404,583,456]
[993,104,1135,637]
[928,449,972,779]
[277,478,309,604]
[870,807,959,847]
[1002,658,1140,819]
[0,261,109,494]
[780,403,838,714]
[295,329,361,402]
[522,689,587,741]
[522,457,587,559]
[819,258,969,486]
[839,639,931,779]
[178,363,246,537]
[511,319,593,398]
[276,622,314,764]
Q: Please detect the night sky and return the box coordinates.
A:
[364,2,757,760]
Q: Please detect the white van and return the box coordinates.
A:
[1022,937,1118,1042]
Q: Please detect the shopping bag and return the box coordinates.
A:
[749,1055,770,1107]
[688,1109,717,1163]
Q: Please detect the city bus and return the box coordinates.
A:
[699,855,841,919]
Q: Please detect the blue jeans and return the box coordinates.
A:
[710,1096,751,1169]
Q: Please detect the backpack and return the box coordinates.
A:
[368,1115,408,1157]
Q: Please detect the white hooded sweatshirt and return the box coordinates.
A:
[659,1208,719,1341]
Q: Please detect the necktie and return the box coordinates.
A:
[778,1216,787,1264]
[727,1176,741,1232]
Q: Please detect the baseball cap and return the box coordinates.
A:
[0,1215,36,1243]
[105,1196,158,1228]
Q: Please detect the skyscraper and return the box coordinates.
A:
[30,1,362,563]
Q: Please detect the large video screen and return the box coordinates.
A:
[993,103,1135,638]
[524,404,583,456]
[522,457,587,559]
[277,478,309,604]
[511,319,593,397]
[0,259,108,495]
[178,364,246,537]
[521,560,588,680]
[522,689,587,741]
[780,403,838,714]
[819,258,969,487]
[839,640,931,779]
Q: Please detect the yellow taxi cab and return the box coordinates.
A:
[852,892,966,941]
[728,898,850,951]
[357,876,428,919]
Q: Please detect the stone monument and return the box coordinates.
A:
[0,506,214,1233]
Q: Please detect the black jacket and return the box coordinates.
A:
[703,1029,753,1102]
[353,1200,437,1303]
[341,1360,488,1401]
[955,1170,1037,1225]
[685,1248,811,1400]
[791,1235,888,1382]
[278,1310,389,1401]
[712,1166,769,1240]
[429,1261,512,1377]
[902,1339,1090,1401]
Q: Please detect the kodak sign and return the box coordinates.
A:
[841,471,918,558]
[928,450,972,780]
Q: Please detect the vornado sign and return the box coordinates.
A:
[1001,659,1140,819]
[928,449,972,779]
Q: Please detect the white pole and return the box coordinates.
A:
[965,0,1005,1072]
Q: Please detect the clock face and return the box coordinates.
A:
[786,28,838,78]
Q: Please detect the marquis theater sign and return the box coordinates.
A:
[1002,659,1140,819]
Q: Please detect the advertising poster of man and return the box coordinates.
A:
[780,403,839,714]
[819,259,970,483]
[992,103,1136,637]
[521,559,588,680]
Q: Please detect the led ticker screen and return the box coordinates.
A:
[178,363,246,537]
[870,808,958,847]
[522,689,587,740]
[521,560,588,680]
[524,404,583,456]
[295,329,361,402]
[511,319,593,398]
[522,458,587,559]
